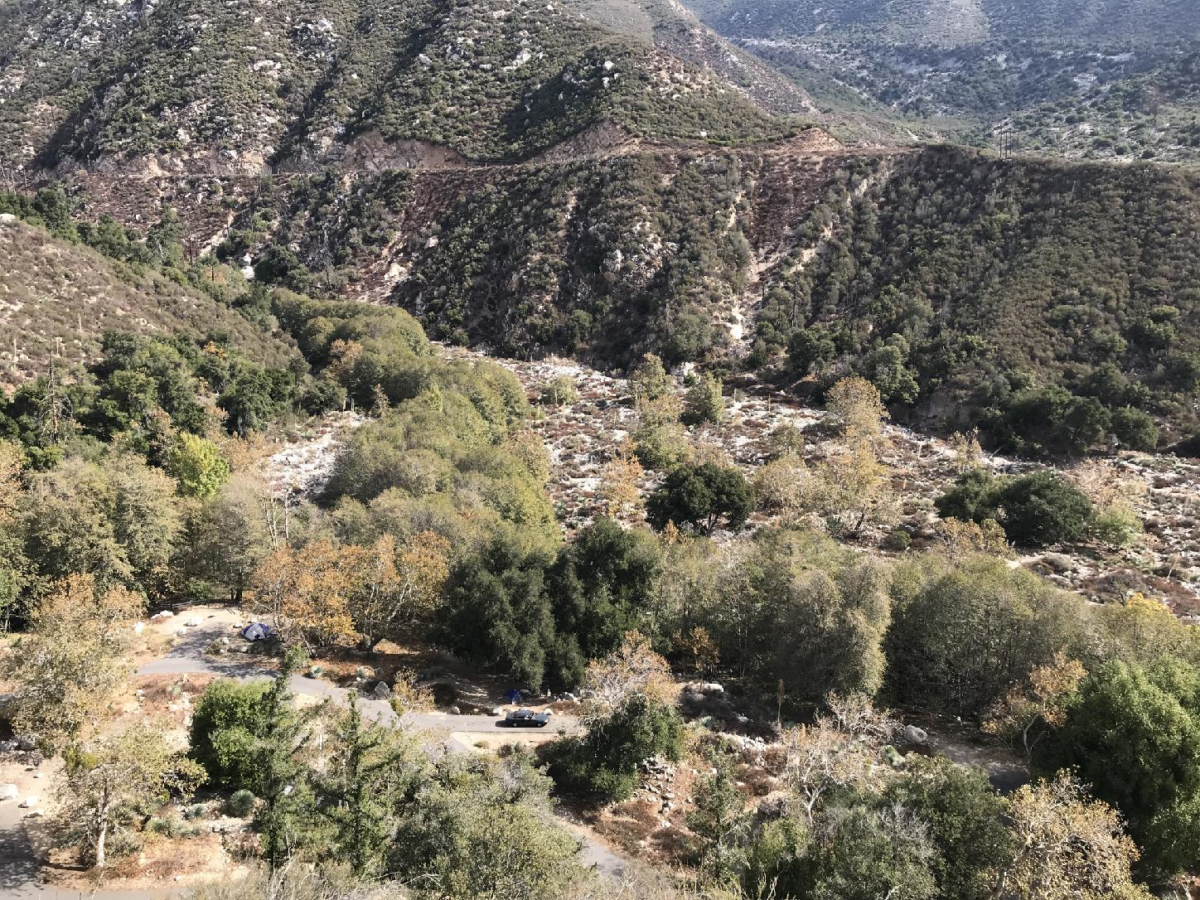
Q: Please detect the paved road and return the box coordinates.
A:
[0,618,624,899]
[137,625,563,744]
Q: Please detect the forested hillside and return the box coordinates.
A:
[4,3,1200,900]
[686,0,1200,45]
[92,140,1191,452]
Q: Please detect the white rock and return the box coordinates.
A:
[19,796,38,808]
[902,725,929,745]
[425,236,439,249]
[133,622,145,635]
[0,783,18,801]
[0,213,17,225]
[25,809,43,818]
[150,610,175,622]
[185,617,203,627]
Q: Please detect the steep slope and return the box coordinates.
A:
[1002,50,1200,163]
[0,0,153,168]
[0,216,298,389]
[573,0,814,115]
[752,150,1200,434]
[55,138,1192,446]
[0,0,799,173]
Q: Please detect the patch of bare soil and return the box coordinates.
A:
[907,713,1029,795]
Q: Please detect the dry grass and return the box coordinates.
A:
[129,673,215,725]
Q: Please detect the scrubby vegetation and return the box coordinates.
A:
[756,149,1200,451]
[4,4,1200,900]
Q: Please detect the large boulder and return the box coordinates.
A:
[0,783,18,801]
[902,724,929,746]
[372,681,391,700]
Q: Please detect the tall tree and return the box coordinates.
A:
[0,440,28,630]
[22,455,182,595]
[646,462,753,535]
[994,774,1150,900]
[688,750,750,885]
[184,473,273,603]
[315,695,421,876]
[347,532,450,652]
[252,542,357,651]
[252,650,318,871]
[1034,658,1200,878]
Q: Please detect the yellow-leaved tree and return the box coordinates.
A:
[3,574,143,750]
[347,531,451,652]
[252,541,358,651]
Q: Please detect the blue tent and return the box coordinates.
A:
[505,688,524,704]
[242,622,273,642]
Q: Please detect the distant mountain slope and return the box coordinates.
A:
[687,0,1200,46]
[573,0,815,115]
[1003,50,1200,164]
[683,0,1200,162]
[0,0,802,173]
[0,217,298,389]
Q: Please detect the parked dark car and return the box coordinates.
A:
[501,708,551,727]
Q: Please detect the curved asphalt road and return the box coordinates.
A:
[0,619,626,900]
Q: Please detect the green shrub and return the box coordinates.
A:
[1110,406,1159,452]
[1035,658,1200,878]
[539,376,579,407]
[681,373,725,426]
[147,815,198,839]
[996,471,1093,547]
[937,469,1094,547]
[882,529,912,552]
[226,789,256,818]
[546,695,683,803]
[166,433,230,500]
[1092,506,1143,547]
[934,469,1000,524]
[646,462,753,535]
[189,679,271,788]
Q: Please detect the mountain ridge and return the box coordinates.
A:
[0,0,816,176]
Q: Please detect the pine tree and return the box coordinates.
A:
[252,648,316,870]
[688,750,749,884]
[316,694,418,876]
